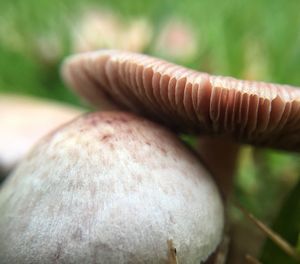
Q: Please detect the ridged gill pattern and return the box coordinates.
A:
[62,50,300,151]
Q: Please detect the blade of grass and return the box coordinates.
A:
[245,254,262,264]
[261,179,300,264]
[296,234,300,254]
[236,203,300,262]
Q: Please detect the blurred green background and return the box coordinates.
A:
[1,0,300,263]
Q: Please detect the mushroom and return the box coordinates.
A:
[0,94,83,177]
[0,111,224,264]
[62,49,300,195]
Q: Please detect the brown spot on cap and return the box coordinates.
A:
[62,50,300,151]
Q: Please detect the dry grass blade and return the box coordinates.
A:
[245,254,262,264]
[236,203,300,262]
[167,239,178,264]
[212,236,230,264]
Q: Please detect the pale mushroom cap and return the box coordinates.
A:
[0,111,224,264]
[62,50,300,151]
[0,94,83,174]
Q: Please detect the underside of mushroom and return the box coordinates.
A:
[62,50,300,151]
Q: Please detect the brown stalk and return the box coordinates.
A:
[236,203,300,262]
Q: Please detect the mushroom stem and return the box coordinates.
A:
[197,136,240,199]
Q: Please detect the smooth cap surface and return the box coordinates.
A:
[62,50,300,151]
[0,111,223,263]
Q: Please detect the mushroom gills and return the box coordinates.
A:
[62,50,300,152]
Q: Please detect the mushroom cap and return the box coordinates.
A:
[0,111,224,264]
[0,94,83,175]
[62,50,300,151]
